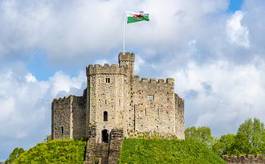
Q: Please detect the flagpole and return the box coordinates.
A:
[123,12,126,55]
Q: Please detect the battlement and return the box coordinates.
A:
[118,52,135,62]
[52,95,84,105]
[86,64,128,76]
[223,155,265,163]
[134,76,175,85]
[53,95,72,104]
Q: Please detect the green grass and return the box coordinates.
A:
[8,138,225,164]
[119,138,225,164]
[12,139,86,164]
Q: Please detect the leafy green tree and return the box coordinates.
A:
[212,134,236,156]
[5,147,25,164]
[234,118,265,155]
[185,126,214,147]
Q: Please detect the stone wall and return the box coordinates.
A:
[52,95,86,139]
[72,96,86,139]
[223,155,265,164]
[86,64,129,143]
[85,129,124,164]
[175,94,185,139]
[108,129,123,164]
[129,76,178,137]
[52,96,72,139]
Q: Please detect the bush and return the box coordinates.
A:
[185,126,214,148]
[5,147,25,164]
[11,139,86,164]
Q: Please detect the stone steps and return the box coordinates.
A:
[84,129,123,164]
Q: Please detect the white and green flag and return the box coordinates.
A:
[127,11,149,24]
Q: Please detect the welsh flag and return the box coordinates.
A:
[127,11,149,24]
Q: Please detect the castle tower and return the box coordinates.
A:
[118,52,135,79]
[86,63,129,143]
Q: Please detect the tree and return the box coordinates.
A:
[185,126,214,147]
[5,147,25,164]
[234,118,265,154]
[212,134,236,156]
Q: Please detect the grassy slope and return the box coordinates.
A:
[13,140,86,164]
[119,138,225,164]
[9,138,224,164]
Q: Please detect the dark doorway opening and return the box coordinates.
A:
[102,129,109,143]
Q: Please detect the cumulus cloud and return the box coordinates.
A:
[226,11,250,48]
[173,58,265,135]
[0,0,230,63]
[0,68,86,160]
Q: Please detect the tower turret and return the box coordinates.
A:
[118,52,135,77]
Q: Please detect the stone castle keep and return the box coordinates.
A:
[51,52,185,144]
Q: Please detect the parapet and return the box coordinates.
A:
[133,76,175,85]
[166,78,174,85]
[52,95,85,106]
[223,155,265,163]
[86,64,127,76]
[118,52,135,62]
[52,95,72,104]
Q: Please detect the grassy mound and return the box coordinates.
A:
[8,138,224,163]
[119,138,225,164]
[12,140,86,164]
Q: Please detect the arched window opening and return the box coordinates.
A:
[103,111,108,121]
[102,129,109,143]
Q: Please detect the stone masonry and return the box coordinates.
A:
[51,52,185,142]
[223,155,265,164]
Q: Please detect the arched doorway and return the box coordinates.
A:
[102,129,109,143]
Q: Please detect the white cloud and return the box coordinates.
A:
[25,73,37,82]
[134,55,145,74]
[226,11,250,48]
[94,59,110,65]
[0,68,86,160]
[49,71,86,98]
[0,0,229,62]
[173,58,265,135]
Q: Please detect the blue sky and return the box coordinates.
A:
[228,0,243,12]
[2,0,265,161]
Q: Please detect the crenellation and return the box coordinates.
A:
[52,51,185,143]
[166,78,174,85]
[133,77,175,86]
[140,78,148,83]
[87,63,127,76]
[118,52,135,62]
[149,79,156,84]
